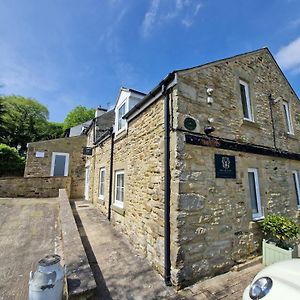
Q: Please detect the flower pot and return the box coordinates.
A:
[262,239,298,266]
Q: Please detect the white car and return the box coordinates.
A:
[243,259,300,299]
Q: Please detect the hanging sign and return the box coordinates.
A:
[83,147,92,155]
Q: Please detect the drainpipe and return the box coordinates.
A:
[108,129,114,221]
[163,84,172,286]
[268,94,277,150]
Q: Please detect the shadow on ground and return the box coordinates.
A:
[71,202,113,300]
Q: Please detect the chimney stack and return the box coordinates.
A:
[95,106,107,118]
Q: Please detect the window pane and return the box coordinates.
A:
[240,84,249,119]
[118,104,126,130]
[116,187,123,202]
[120,174,124,187]
[283,103,292,133]
[117,174,124,188]
[99,169,105,197]
[248,172,258,214]
[293,172,300,206]
[116,187,120,201]
[115,173,124,203]
[54,155,66,176]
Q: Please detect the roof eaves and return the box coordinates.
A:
[123,72,176,120]
[175,47,268,74]
[264,48,299,100]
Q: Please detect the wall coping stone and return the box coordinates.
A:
[58,189,97,299]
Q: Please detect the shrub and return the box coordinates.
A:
[0,143,25,177]
[261,214,300,249]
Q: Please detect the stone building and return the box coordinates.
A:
[84,47,300,288]
[24,107,113,199]
[25,135,87,199]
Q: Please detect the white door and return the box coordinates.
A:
[50,152,69,176]
[84,166,90,200]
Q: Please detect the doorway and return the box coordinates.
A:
[84,166,90,200]
[50,152,69,176]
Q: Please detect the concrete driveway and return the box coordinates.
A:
[0,198,61,300]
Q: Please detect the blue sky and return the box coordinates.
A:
[0,0,300,122]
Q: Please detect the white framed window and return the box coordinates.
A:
[98,168,105,200]
[50,152,69,177]
[114,170,125,208]
[117,102,126,131]
[292,170,300,209]
[239,79,253,121]
[283,101,294,134]
[248,168,263,220]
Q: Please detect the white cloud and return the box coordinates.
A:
[141,0,161,37]
[276,36,300,72]
[141,0,203,37]
[98,8,127,42]
[182,18,193,28]
[194,3,203,15]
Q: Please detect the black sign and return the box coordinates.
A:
[83,147,93,156]
[215,154,236,178]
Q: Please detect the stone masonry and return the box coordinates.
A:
[0,176,71,198]
[85,48,300,289]
[173,48,300,287]
[25,135,87,199]
[87,98,180,277]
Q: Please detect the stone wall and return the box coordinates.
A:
[0,176,71,198]
[174,49,300,287]
[88,96,181,278]
[176,49,300,152]
[175,138,300,286]
[85,49,300,289]
[25,136,87,199]
[58,189,97,298]
[89,136,111,214]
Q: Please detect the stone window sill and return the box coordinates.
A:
[251,216,265,222]
[242,119,260,129]
[97,198,105,205]
[285,133,297,140]
[112,204,125,216]
[114,129,127,142]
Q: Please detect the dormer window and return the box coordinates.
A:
[114,88,145,136]
[117,102,126,131]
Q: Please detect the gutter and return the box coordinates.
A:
[123,72,176,121]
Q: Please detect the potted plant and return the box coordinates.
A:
[261,214,300,266]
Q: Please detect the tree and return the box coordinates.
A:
[39,121,64,140]
[63,105,95,130]
[0,98,7,138]
[0,143,25,177]
[1,95,49,151]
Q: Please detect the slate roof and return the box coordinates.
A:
[93,109,115,143]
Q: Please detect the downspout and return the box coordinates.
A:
[108,129,114,221]
[268,94,277,150]
[163,84,172,286]
[93,119,96,144]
